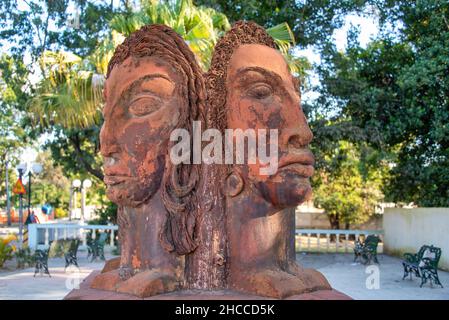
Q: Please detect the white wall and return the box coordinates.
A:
[383,208,449,270]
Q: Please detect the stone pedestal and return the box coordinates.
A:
[64,271,351,300]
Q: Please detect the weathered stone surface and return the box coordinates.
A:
[96,24,204,296]
[101,257,121,273]
[90,269,121,291]
[205,21,331,297]
[67,271,351,300]
[95,21,334,299]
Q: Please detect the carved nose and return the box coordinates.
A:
[103,156,117,168]
[282,126,313,150]
[99,124,121,161]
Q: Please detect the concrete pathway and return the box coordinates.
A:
[297,253,449,300]
[0,255,115,300]
[1,253,448,299]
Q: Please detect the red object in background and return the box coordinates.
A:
[0,208,25,224]
[0,208,51,224]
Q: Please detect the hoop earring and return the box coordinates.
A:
[226,171,244,197]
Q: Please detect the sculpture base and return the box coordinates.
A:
[64,271,351,300]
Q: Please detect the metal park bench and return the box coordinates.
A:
[64,239,80,270]
[87,232,107,262]
[402,245,443,288]
[33,248,51,277]
[353,234,380,265]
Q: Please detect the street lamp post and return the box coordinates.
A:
[81,179,92,222]
[26,162,43,219]
[70,179,91,221]
[5,158,11,226]
[16,163,27,248]
[71,179,81,220]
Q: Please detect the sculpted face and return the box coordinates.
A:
[100,56,182,207]
[226,44,314,208]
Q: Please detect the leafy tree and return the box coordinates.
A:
[316,0,449,206]
[31,150,70,210]
[28,50,104,129]
[109,0,300,70]
[0,54,31,207]
[46,126,104,181]
[0,0,114,59]
[194,0,368,48]
[89,201,118,225]
[312,141,386,229]
[0,0,117,192]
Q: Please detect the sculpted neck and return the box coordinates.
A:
[226,184,291,273]
[118,189,181,276]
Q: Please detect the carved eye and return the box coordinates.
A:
[247,83,273,100]
[128,96,161,117]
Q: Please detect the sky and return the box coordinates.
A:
[298,13,380,103]
[15,7,381,167]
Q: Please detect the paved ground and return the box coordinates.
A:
[297,253,449,300]
[1,253,448,299]
[0,254,115,300]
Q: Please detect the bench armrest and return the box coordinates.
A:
[420,257,436,268]
[403,253,418,263]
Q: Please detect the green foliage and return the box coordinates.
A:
[0,236,15,268]
[48,238,78,258]
[14,247,35,269]
[0,0,114,58]
[89,201,118,226]
[45,125,104,181]
[111,0,231,70]
[0,54,31,205]
[2,0,447,220]
[30,151,70,210]
[27,51,104,129]
[109,0,298,70]
[312,141,386,229]
[316,0,449,206]
[194,0,368,47]
[54,208,68,219]
[0,244,13,268]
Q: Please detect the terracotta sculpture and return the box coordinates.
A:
[205,21,331,298]
[88,22,333,299]
[92,24,205,297]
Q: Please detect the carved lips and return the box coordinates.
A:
[103,175,131,186]
[277,150,315,178]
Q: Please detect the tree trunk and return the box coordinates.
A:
[328,213,340,230]
[184,165,227,289]
[69,134,104,181]
[328,213,340,242]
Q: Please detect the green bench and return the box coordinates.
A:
[402,245,443,288]
[87,232,108,262]
[33,248,51,277]
[64,239,80,270]
[353,234,380,265]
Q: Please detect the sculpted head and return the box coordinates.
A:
[100,24,204,254]
[207,21,314,209]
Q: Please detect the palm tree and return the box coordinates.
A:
[109,0,230,70]
[110,0,300,72]
[28,50,102,129]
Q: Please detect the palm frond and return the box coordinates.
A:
[29,51,103,129]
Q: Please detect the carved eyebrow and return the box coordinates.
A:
[120,73,173,99]
[235,66,284,85]
[105,74,174,115]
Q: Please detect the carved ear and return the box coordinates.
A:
[225,171,244,197]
